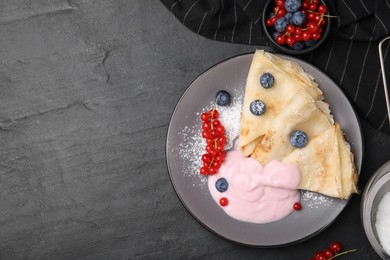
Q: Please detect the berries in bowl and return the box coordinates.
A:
[262,0,331,55]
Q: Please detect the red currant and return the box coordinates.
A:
[210,129,218,138]
[311,32,321,41]
[275,0,284,7]
[286,24,295,33]
[323,248,334,258]
[209,149,218,157]
[307,12,316,21]
[276,35,285,45]
[295,27,302,35]
[219,197,229,206]
[202,131,211,139]
[212,160,221,168]
[202,154,212,163]
[314,14,322,23]
[312,0,319,5]
[216,127,225,136]
[206,144,214,153]
[215,144,224,152]
[202,122,211,130]
[266,18,274,27]
[293,202,302,210]
[201,112,210,121]
[200,166,208,175]
[214,153,224,163]
[308,3,317,11]
[294,34,302,42]
[307,22,318,33]
[206,138,214,145]
[302,1,309,9]
[318,4,327,14]
[301,31,311,41]
[330,242,342,253]
[211,119,219,127]
[209,166,217,174]
[276,8,287,17]
[217,135,227,145]
[315,252,326,260]
[209,109,219,118]
[286,36,295,46]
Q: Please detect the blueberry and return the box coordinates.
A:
[215,178,229,192]
[216,90,231,106]
[260,73,274,88]
[250,100,266,116]
[284,12,293,23]
[291,42,304,51]
[285,0,301,13]
[305,39,317,47]
[291,11,306,26]
[274,17,288,33]
[290,130,308,148]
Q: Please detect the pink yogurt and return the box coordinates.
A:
[208,150,301,224]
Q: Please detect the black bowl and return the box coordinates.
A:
[262,0,331,55]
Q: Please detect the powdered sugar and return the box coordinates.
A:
[375,192,390,255]
[300,190,335,210]
[177,89,243,187]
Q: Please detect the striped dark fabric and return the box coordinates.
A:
[161,0,390,135]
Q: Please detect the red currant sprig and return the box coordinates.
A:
[308,242,357,260]
[199,102,227,176]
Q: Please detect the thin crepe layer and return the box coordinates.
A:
[251,90,333,165]
[282,124,357,199]
[237,50,323,156]
[237,50,358,199]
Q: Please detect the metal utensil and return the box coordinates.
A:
[379,36,390,125]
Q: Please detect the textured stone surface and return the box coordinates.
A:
[0,0,387,259]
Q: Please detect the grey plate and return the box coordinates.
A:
[166,52,363,247]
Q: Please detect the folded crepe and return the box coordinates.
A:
[251,90,334,165]
[282,124,358,199]
[237,50,323,156]
[237,50,358,199]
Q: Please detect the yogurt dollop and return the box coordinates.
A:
[208,150,301,224]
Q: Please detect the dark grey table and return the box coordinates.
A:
[0,0,389,259]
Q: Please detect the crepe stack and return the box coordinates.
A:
[237,50,358,199]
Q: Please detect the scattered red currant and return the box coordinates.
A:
[219,197,229,206]
[293,202,302,210]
